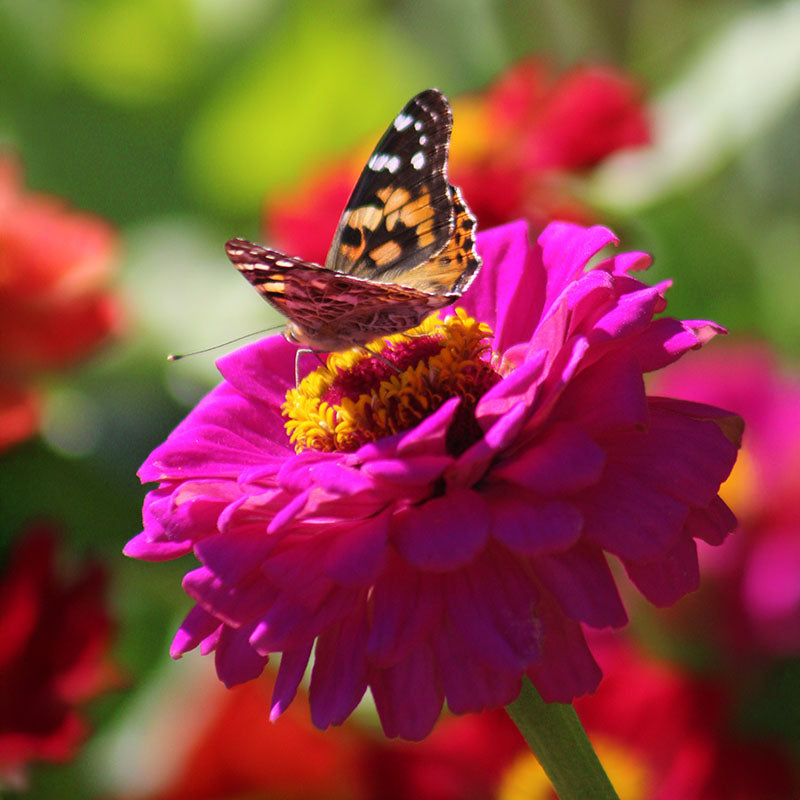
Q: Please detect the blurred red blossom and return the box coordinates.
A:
[652,344,800,657]
[263,59,650,265]
[0,524,118,788]
[140,678,366,800]
[134,637,798,800]
[0,156,121,451]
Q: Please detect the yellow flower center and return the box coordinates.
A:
[282,309,501,454]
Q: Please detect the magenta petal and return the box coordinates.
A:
[361,455,452,485]
[194,529,278,585]
[270,643,313,721]
[432,621,523,714]
[183,566,276,628]
[612,403,739,507]
[324,512,390,586]
[476,351,546,429]
[215,622,270,688]
[526,596,602,702]
[396,397,460,457]
[392,489,490,570]
[623,535,700,606]
[465,220,536,348]
[577,465,688,562]
[533,542,628,628]
[309,609,369,729]
[216,334,295,404]
[123,530,193,561]
[443,559,540,672]
[370,644,444,741]
[553,350,648,435]
[493,422,605,496]
[486,483,582,554]
[684,496,736,546]
[367,560,442,666]
[538,223,619,312]
[170,605,221,658]
[629,317,726,372]
[449,400,531,489]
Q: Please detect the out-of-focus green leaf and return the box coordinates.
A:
[184,0,436,217]
[589,0,800,210]
[62,0,200,103]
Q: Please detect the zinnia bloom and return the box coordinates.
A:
[651,345,800,656]
[264,59,650,265]
[0,524,117,788]
[128,220,741,741]
[0,156,120,451]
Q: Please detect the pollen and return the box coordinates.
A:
[283,308,501,454]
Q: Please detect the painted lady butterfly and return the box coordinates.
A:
[225,88,481,355]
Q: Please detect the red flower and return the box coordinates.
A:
[0,524,117,787]
[141,678,368,800]
[263,59,649,264]
[0,156,121,451]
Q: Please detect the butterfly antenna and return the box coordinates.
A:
[168,326,283,361]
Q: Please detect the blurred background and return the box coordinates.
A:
[1,0,799,797]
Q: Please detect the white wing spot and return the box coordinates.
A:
[394,113,413,131]
[419,134,427,145]
[414,121,423,131]
[275,260,295,267]
[411,151,426,170]
[368,153,402,173]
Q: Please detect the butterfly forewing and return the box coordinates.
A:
[325,89,456,284]
[226,88,482,354]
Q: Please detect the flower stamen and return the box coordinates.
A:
[283,309,501,454]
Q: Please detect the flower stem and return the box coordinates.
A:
[505,678,619,800]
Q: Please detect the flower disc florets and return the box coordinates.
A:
[128,220,742,742]
[284,309,501,454]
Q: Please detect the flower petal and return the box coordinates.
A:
[485,483,582,554]
[392,489,490,570]
[309,609,369,729]
[370,644,444,741]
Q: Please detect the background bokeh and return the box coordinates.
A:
[1,0,799,797]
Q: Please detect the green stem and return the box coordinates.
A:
[505,678,619,800]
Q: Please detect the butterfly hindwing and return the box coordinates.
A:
[325,89,456,283]
[226,238,441,349]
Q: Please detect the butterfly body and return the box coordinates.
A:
[226,89,481,354]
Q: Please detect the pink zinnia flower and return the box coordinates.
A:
[0,524,117,788]
[127,220,741,741]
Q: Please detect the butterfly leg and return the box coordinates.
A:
[294,348,330,386]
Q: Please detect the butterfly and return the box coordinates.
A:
[225,88,481,358]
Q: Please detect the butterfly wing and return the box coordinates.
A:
[325,89,458,286]
[226,238,440,351]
